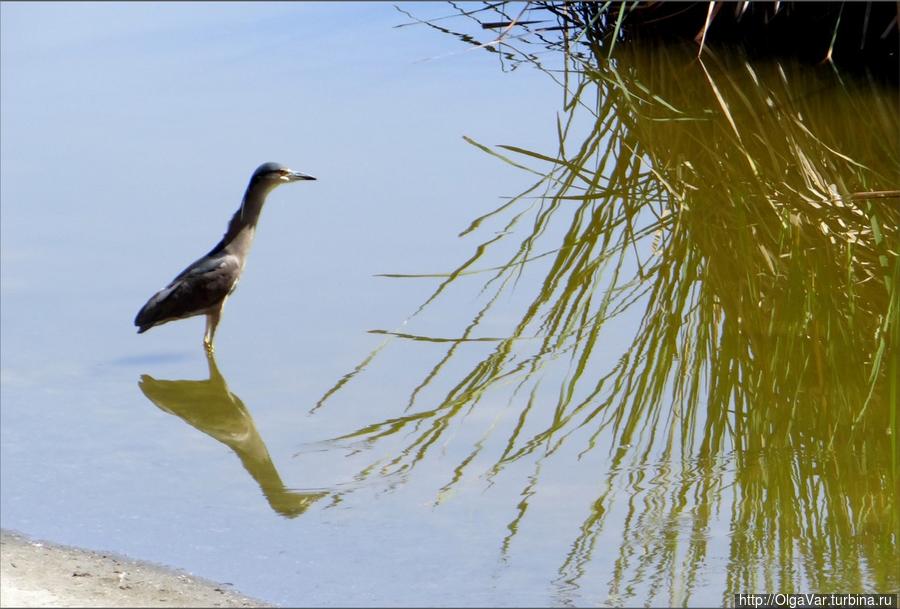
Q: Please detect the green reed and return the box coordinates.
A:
[316,9,899,602]
[329,45,897,457]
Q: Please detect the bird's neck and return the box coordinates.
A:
[210,181,275,255]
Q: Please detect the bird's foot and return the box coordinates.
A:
[203,340,215,354]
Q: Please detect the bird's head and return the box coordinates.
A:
[251,162,316,185]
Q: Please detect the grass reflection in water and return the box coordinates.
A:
[316,26,898,604]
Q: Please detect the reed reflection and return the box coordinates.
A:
[139,352,326,518]
[313,7,898,603]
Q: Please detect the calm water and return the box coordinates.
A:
[2,3,897,607]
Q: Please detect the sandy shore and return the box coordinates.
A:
[0,530,271,608]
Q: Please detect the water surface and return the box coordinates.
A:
[2,3,897,607]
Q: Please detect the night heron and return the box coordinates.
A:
[135,162,316,351]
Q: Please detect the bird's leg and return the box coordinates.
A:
[203,310,221,353]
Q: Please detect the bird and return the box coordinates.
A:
[135,162,316,352]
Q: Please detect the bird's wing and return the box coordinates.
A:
[135,255,241,330]
[171,254,231,283]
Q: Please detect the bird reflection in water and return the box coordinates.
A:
[138,352,326,518]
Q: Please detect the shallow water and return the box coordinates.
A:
[2,3,897,607]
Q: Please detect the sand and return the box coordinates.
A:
[0,530,271,608]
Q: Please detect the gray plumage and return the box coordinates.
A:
[135,162,316,351]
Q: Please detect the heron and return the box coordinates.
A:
[135,162,316,352]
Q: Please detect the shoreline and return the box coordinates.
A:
[0,529,271,608]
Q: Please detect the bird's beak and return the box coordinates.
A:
[287,171,316,182]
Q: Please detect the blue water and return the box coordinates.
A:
[0,3,593,606]
[6,3,893,607]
